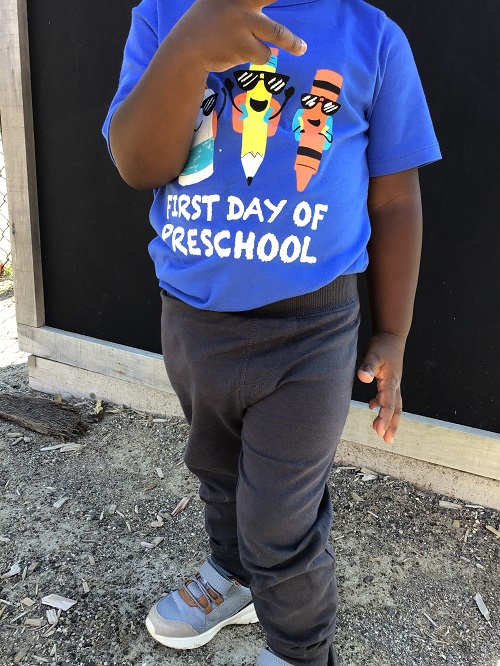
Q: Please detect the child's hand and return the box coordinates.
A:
[175,0,307,73]
[357,331,406,445]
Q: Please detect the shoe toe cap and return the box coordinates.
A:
[146,603,200,638]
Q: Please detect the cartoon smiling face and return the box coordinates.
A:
[233,54,290,116]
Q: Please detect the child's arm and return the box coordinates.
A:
[109,0,306,189]
[357,167,423,444]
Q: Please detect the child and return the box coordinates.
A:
[103,0,441,664]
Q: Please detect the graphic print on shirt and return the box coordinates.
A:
[178,87,227,186]
[292,69,343,192]
[225,49,295,185]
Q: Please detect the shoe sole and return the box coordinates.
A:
[145,602,258,650]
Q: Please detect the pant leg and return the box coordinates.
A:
[237,299,360,666]
[160,290,249,581]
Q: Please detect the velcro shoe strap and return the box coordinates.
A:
[199,560,234,596]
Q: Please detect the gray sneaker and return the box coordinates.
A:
[146,559,258,649]
[257,646,339,666]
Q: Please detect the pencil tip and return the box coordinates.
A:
[247,177,253,186]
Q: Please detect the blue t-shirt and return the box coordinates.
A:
[103,0,441,311]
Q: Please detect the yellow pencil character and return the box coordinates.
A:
[226,50,294,185]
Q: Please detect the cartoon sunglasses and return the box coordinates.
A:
[201,92,218,116]
[233,70,290,94]
[300,93,341,115]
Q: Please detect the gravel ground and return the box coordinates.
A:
[1,277,499,666]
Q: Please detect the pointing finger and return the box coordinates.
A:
[253,13,307,56]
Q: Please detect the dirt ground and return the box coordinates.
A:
[0,276,499,666]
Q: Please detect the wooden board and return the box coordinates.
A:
[0,0,44,327]
[336,440,500,511]
[19,324,172,392]
[21,326,500,485]
[28,356,183,418]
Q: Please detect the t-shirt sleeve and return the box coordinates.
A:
[101,0,159,164]
[366,17,442,177]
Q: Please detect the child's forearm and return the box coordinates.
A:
[366,168,423,339]
[110,0,306,190]
[357,168,422,444]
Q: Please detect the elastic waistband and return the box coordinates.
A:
[242,274,358,317]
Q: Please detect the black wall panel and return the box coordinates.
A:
[26,1,499,432]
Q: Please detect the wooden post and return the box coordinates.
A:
[0,0,45,327]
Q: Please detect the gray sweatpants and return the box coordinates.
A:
[160,276,360,666]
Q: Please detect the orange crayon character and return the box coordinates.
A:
[293,69,343,192]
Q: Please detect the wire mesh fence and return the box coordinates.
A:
[0,124,12,276]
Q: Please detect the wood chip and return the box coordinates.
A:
[125,520,132,533]
[12,436,24,445]
[134,505,139,514]
[335,466,357,473]
[452,520,461,529]
[53,497,69,509]
[59,443,85,453]
[150,521,164,528]
[360,467,377,475]
[367,510,379,518]
[2,562,21,578]
[82,580,90,594]
[88,554,95,565]
[24,617,44,627]
[40,444,65,452]
[474,593,490,621]
[50,644,57,656]
[422,611,438,627]
[7,432,23,438]
[116,510,125,518]
[485,525,500,538]
[41,594,77,611]
[141,536,164,549]
[13,647,30,663]
[46,609,58,625]
[439,500,462,510]
[351,492,364,502]
[0,535,10,543]
[108,504,117,515]
[27,562,39,575]
[171,496,192,517]
[152,418,168,423]
[33,657,49,664]
[156,468,165,479]
[143,482,158,492]
[361,474,378,482]
[20,598,35,607]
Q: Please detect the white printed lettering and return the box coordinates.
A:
[202,194,220,222]
[280,235,302,263]
[311,204,328,231]
[300,236,317,264]
[293,201,312,228]
[234,231,256,260]
[161,224,174,242]
[166,196,173,220]
[172,227,187,255]
[191,195,202,221]
[187,228,201,255]
[257,233,280,262]
[243,197,264,223]
[200,229,213,256]
[227,196,245,220]
[264,198,287,224]
[178,194,191,221]
[214,230,231,258]
[171,195,178,217]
